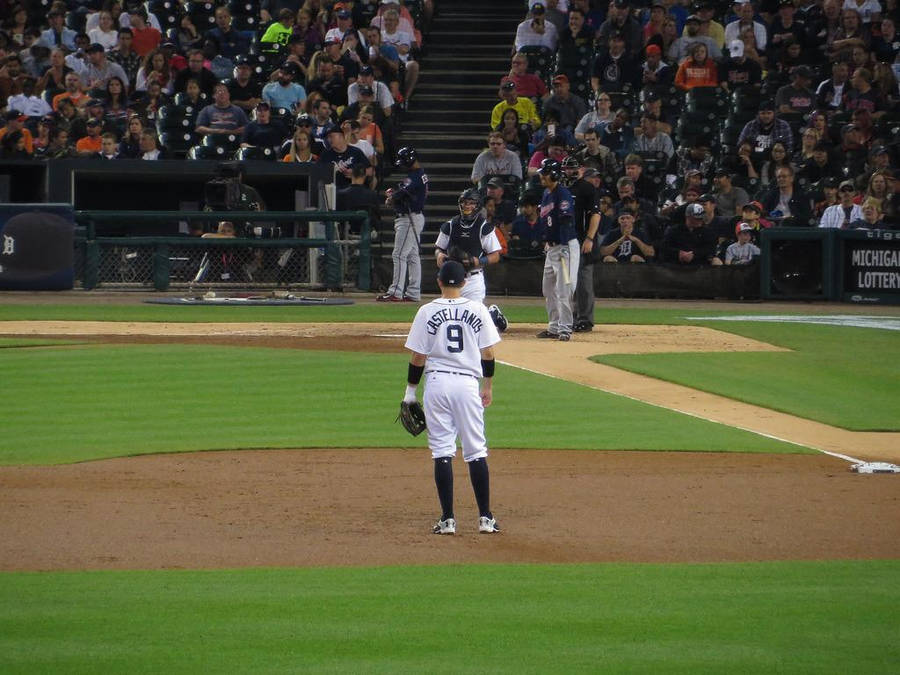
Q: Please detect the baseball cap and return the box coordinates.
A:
[735,222,754,235]
[501,80,516,90]
[86,118,102,126]
[742,201,763,213]
[160,40,176,49]
[582,167,600,179]
[295,113,313,126]
[234,54,251,65]
[255,100,271,110]
[646,44,661,56]
[685,14,701,23]
[686,168,703,177]
[686,203,705,219]
[85,43,105,53]
[486,177,506,189]
[779,0,795,7]
[839,179,855,191]
[531,2,546,14]
[728,39,744,57]
[438,260,467,286]
[359,64,374,76]
[713,167,730,178]
[323,36,340,46]
[4,110,25,121]
[791,65,813,79]
[871,145,889,156]
[552,73,569,85]
[698,193,716,203]
[87,98,105,107]
[758,99,776,112]
[326,126,345,135]
[613,0,628,7]
[358,84,374,95]
[609,29,625,40]
[336,9,351,19]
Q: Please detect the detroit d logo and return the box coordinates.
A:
[1,234,13,256]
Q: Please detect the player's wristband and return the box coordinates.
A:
[478,255,488,267]
[481,359,495,378]
[408,362,424,385]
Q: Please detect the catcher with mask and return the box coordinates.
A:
[434,188,508,333]
[401,260,502,535]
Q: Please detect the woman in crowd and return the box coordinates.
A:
[32,116,54,153]
[0,130,30,159]
[760,142,794,187]
[135,49,173,94]
[36,48,71,97]
[294,7,323,52]
[118,115,145,158]
[357,105,385,158]
[133,80,168,121]
[740,24,767,69]
[674,43,719,90]
[495,107,530,160]
[660,17,679,57]
[807,110,835,146]
[88,11,119,51]
[872,18,900,62]
[104,76,130,125]
[793,127,820,165]
[859,170,892,208]
[872,61,899,103]
[37,127,75,159]
[4,5,29,47]
[282,127,318,162]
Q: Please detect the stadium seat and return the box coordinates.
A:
[185,1,217,30]
[160,131,198,157]
[201,133,241,150]
[233,146,276,161]
[188,144,230,159]
[174,92,209,108]
[518,46,554,84]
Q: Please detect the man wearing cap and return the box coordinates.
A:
[775,65,816,114]
[725,222,761,264]
[195,82,249,136]
[632,112,674,161]
[490,80,541,131]
[669,14,722,63]
[819,180,863,228]
[82,43,128,91]
[718,39,762,91]
[697,192,732,257]
[768,0,805,55]
[591,30,639,93]
[228,56,263,112]
[318,126,370,189]
[204,6,252,61]
[484,178,518,231]
[568,163,603,331]
[325,7,369,62]
[262,63,307,112]
[260,8,295,50]
[38,10,77,52]
[542,74,588,134]
[724,0,768,52]
[471,132,523,185]
[663,202,718,265]
[515,3,559,52]
[0,111,34,154]
[712,169,750,219]
[641,44,674,87]
[737,100,794,153]
[348,65,394,116]
[322,34,360,87]
[597,0,643,58]
[240,102,286,152]
[695,2,725,48]
[598,108,634,161]
[815,61,850,111]
[75,117,104,156]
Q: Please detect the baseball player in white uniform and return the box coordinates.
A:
[403,260,502,535]
[434,188,508,332]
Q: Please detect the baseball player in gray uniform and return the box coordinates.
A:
[434,188,508,332]
[403,260,502,535]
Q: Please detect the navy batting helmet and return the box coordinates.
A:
[538,157,563,182]
[395,146,418,168]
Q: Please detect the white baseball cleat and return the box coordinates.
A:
[432,517,456,535]
[478,516,500,533]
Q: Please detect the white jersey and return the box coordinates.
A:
[405,297,501,378]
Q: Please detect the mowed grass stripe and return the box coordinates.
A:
[595,322,900,431]
[0,344,802,464]
[0,561,897,674]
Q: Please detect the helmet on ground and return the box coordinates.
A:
[395,146,418,168]
[458,187,483,221]
[538,157,562,182]
[488,304,508,333]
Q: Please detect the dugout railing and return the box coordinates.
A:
[74,210,372,291]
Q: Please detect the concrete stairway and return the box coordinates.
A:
[387,0,523,252]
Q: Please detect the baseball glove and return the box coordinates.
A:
[447,245,476,270]
[398,400,427,436]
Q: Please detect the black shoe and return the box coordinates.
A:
[573,322,593,333]
[536,330,559,339]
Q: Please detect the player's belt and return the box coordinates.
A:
[467,269,483,276]
[426,369,477,378]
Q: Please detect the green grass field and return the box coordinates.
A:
[2,561,898,674]
[1,303,897,672]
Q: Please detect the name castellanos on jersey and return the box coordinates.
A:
[426,307,483,335]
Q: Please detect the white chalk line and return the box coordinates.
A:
[497,359,866,465]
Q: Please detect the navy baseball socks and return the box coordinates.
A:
[433,457,455,533]
[468,458,499,532]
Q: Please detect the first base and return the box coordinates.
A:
[850,462,900,474]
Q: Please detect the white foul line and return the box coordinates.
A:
[497,359,866,465]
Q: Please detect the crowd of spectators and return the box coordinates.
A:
[477,0,900,268]
[0,0,433,190]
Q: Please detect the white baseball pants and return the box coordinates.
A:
[423,371,488,462]
[388,212,425,300]
[459,269,486,302]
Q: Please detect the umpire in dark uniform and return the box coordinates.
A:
[570,165,602,332]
